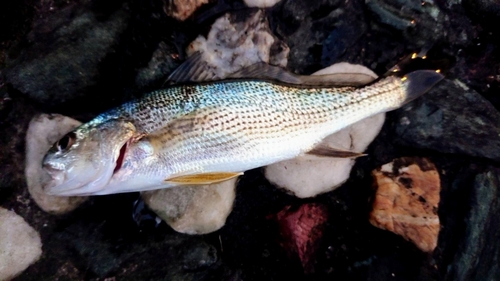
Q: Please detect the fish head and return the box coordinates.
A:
[42,119,136,196]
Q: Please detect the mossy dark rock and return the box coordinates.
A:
[394,79,500,162]
[3,3,129,108]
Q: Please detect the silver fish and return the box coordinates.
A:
[42,65,443,196]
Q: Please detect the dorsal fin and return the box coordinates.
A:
[166,52,216,84]
[229,62,376,87]
[167,51,377,87]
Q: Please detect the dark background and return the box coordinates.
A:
[1,0,499,280]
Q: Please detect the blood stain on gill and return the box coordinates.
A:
[114,142,127,174]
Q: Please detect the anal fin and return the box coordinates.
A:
[165,172,243,185]
[307,144,366,159]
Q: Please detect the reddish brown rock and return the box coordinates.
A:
[272,203,328,273]
[370,157,441,253]
[163,0,212,21]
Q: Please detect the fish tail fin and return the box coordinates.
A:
[400,70,444,104]
[378,51,445,104]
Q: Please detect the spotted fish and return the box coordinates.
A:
[42,61,443,196]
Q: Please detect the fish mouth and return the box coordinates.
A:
[43,162,62,176]
[44,171,84,195]
[43,164,66,191]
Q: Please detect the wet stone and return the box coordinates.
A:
[447,168,500,281]
[180,241,218,271]
[184,9,289,80]
[0,207,42,280]
[271,203,328,273]
[463,0,500,20]
[394,79,500,162]
[269,0,365,74]
[135,41,180,91]
[0,82,12,123]
[370,157,441,252]
[163,0,213,21]
[365,0,446,48]
[3,2,129,108]
[141,177,237,235]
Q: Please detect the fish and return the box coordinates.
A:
[42,60,444,196]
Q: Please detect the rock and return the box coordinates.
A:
[365,0,445,48]
[163,0,213,21]
[0,207,42,280]
[135,41,180,91]
[25,113,88,214]
[370,157,441,253]
[447,168,500,280]
[243,0,282,8]
[180,241,218,270]
[3,3,129,107]
[394,79,500,162]
[53,220,136,277]
[271,203,328,273]
[184,9,289,80]
[463,0,500,20]
[265,63,384,198]
[141,178,237,234]
[0,82,12,123]
[270,0,366,74]
[53,261,81,280]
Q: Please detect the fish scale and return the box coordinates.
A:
[99,77,406,180]
[42,68,443,195]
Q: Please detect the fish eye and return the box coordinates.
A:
[57,132,76,152]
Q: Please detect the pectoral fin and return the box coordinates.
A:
[165,172,243,185]
[307,144,366,158]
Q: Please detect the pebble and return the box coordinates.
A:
[370,157,441,252]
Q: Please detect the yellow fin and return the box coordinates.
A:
[307,144,367,159]
[165,172,243,185]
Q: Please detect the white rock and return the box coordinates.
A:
[186,9,289,80]
[264,63,385,198]
[0,208,42,280]
[243,0,282,8]
[25,113,88,214]
[141,178,238,234]
[312,62,378,78]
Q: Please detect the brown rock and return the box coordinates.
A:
[370,157,441,252]
[163,0,212,21]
